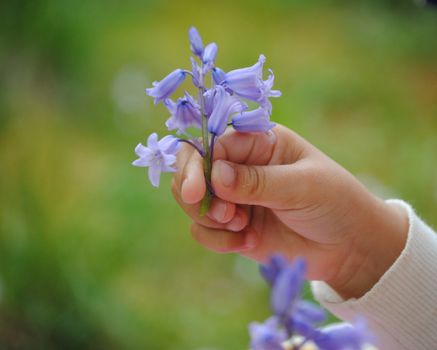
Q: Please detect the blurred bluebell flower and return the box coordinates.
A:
[285,301,326,340]
[146,69,186,104]
[249,317,287,350]
[132,133,180,187]
[250,255,376,350]
[188,26,204,57]
[260,255,288,286]
[271,257,306,318]
[208,86,247,136]
[164,92,201,133]
[232,107,275,133]
[314,317,374,350]
[289,316,321,342]
[294,300,327,325]
[202,42,218,65]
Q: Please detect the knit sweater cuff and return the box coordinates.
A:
[310,199,437,350]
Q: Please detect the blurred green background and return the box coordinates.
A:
[0,0,436,349]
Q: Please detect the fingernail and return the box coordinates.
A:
[227,213,244,232]
[218,161,235,188]
[244,230,258,249]
[209,201,227,222]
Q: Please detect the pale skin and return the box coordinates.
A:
[171,124,408,299]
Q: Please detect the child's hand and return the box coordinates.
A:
[172,125,408,298]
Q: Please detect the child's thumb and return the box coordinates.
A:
[211,160,300,209]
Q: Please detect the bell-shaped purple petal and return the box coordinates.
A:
[259,255,288,286]
[314,318,375,350]
[212,67,226,85]
[232,107,275,133]
[259,69,282,113]
[223,54,266,101]
[132,143,154,167]
[188,26,203,57]
[208,86,247,136]
[158,134,181,154]
[146,69,186,104]
[249,317,287,350]
[287,315,321,341]
[164,93,201,133]
[294,300,327,325]
[203,88,216,117]
[202,42,218,64]
[283,301,326,337]
[271,257,306,318]
[132,133,181,187]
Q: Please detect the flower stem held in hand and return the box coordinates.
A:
[199,63,213,216]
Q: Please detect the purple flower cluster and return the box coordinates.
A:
[249,255,375,350]
[133,27,281,205]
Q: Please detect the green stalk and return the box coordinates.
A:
[199,64,213,216]
[199,115,212,216]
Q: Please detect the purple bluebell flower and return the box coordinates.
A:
[188,26,203,57]
[232,107,275,133]
[132,133,180,187]
[249,317,287,350]
[314,318,375,350]
[164,92,201,133]
[271,257,306,318]
[251,255,375,350]
[260,255,288,286]
[146,69,186,104]
[219,55,281,112]
[207,86,247,136]
[202,42,218,65]
[222,54,266,101]
[212,67,226,85]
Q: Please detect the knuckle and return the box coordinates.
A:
[240,166,266,200]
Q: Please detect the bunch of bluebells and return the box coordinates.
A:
[249,255,376,350]
[132,26,281,214]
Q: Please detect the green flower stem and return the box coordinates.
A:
[199,111,212,216]
[199,63,213,216]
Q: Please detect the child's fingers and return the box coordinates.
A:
[223,205,250,232]
[175,146,205,204]
[190,222,260,253]
[213,124,307,166]
[213,128,276,165]
[172,180,224,229]
[211,160,306,209]
[172,180,249,230]
[207,197,236,224]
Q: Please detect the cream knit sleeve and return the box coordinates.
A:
[310,199,437,350]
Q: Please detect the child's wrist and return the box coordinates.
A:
[327,196,408,300]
